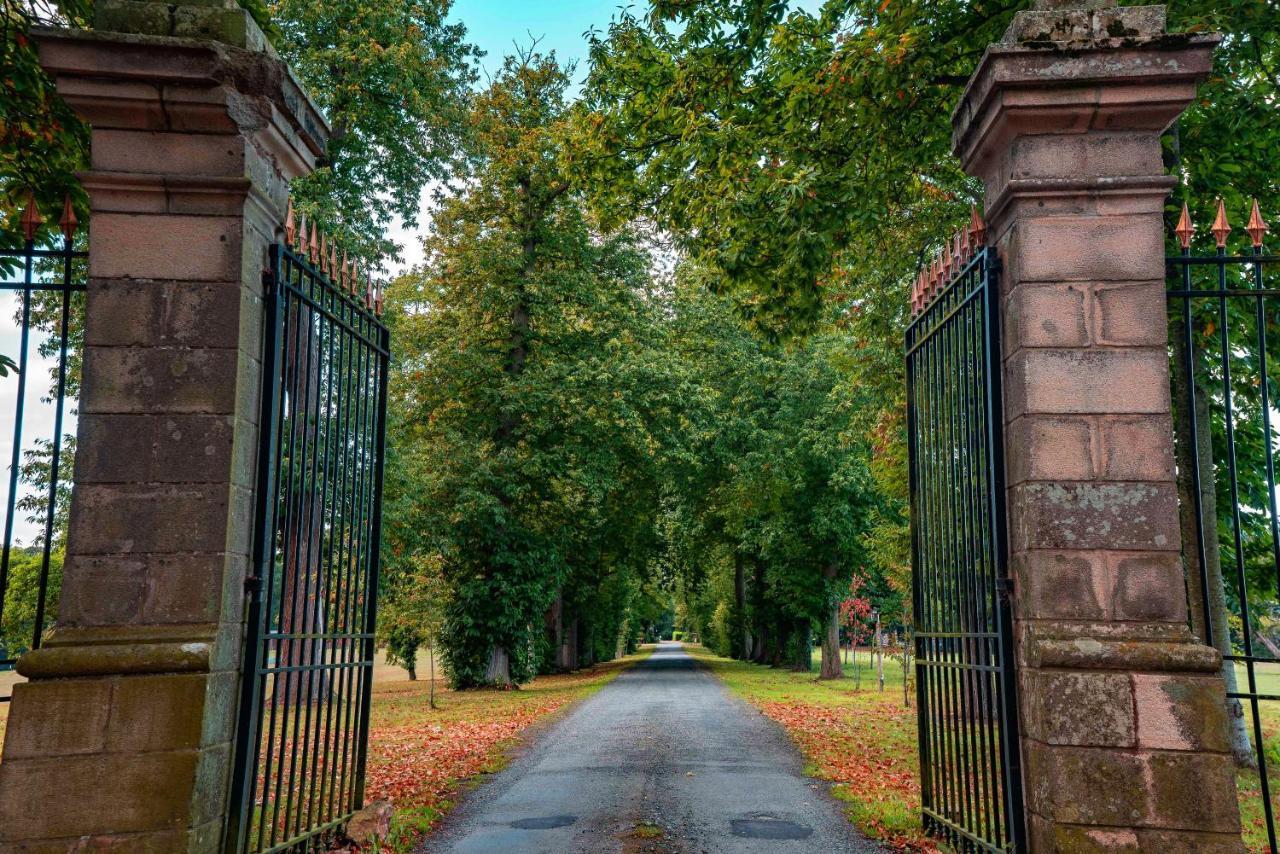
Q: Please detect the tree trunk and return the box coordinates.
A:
[791,621,812,672]
[820,600,843,679]
[750,556,768,663]
[428,642,437,709]
[820,561,843,679]
[564,617,580,671]
[1172,317,1256,768]
[733,553,748,659]
[406,657,417,681]
[484,645,511,687]
[875,614,885,692]
[901,628,913,708]
[550,592,570,672]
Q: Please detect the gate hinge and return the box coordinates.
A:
[261,269,275,293]
[995,577,1015,601]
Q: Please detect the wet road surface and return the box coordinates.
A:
[423,642,884,853]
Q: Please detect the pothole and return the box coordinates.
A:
[510,815,577,830]
[730,816,814,840]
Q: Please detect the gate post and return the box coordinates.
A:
[952,3,1243,850]
[0,4,327,850]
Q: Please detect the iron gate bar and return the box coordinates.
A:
[0,223,85,701]
[907,244,1025,853]
[1168,237,1280,854]
[226,240,389,853]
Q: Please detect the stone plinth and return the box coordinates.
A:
[953,3,1243,850]
[0,12,327,851]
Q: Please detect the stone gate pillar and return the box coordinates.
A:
[952,3,1243,850]
[0,3,327,849]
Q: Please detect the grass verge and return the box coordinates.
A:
[364,645,654,851]
[687,643,942,853]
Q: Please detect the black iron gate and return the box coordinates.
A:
[1168,200,1278,853]
[0,195,83,707]
[226,219,390,853]
[905,222,1026,853]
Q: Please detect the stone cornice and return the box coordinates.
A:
[952,33,1220,174]
[33,27,329,173]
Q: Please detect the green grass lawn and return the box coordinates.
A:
[689,643,942,852]
[1230,661,1280,852]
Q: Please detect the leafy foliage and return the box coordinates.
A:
[384,53,680,688]
[0,0,90,244]
[267,0,480,260]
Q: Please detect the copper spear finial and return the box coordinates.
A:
[1211,198,1232,249]
[309,221,319,264]
[20,191,41,242]
[59,195,78,242]
[329,241,338,281]
[1247,199,1270,249]
[968,205,987,247]
[1175,202,1195,250]
[285,199,296,247]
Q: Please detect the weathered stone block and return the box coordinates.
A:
[67,483,231,555]
[1028,671,1135,747]
[1094,282,1167,347]
[91,129,245,178]
[1,680,112,759]
[89,214,243,282]
[57,555,147,626]
[1007,133,1163,182]
[0,750,198,838]
[107,673,207,752]
[1147,751,1240,832]
[1134,829,1246,853]
[142,553,231,625]
[2,830,189,853]
[1007,415,1094,485]
[1134,674,1231,753]
[85,279,241,349]
[76,413,237,484]
[190,741,231,826]
[1111,552,1186,623]
[1011,216,1166,283]
[1005,348,1170,418]
[1098,415,1175,481]
[1014,549,1109,620]
[1006,283,1089,349]
[198,669,240,747]
[80,346,239,416]
[1038,823,1141,853]
[1032,745,1148,826]
[1009,481,1180,552]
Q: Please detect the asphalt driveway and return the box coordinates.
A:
[422,642,884,853]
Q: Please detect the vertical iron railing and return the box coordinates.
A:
[906,217,1025,853]
[0,195,84,707]
[1168,200,1278,854]
[226,219,389,853]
